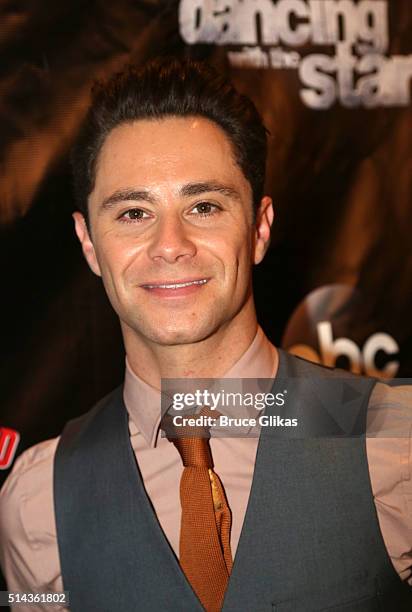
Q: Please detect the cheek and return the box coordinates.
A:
[209,224,251,256]
[96,234,144,277]
[230,233,253,263]
[215,239,253,283]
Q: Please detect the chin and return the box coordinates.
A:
[139,319,219,346]
[149,329,210,346]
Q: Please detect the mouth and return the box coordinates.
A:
[140,278,209,289]
[139,277,210,298]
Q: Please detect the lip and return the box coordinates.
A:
[140,277,210,288]
[140,277,210,298]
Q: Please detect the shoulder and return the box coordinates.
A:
[55,386,125,461]
[366,381,412,478]
[0,436,60,540]
[0,436,61,589]
[368,382,412,436]
[1,386,124,508]
[281,350,364,380]
[369,380,412,408]
[282,351,377,405]
[366,382,412,584]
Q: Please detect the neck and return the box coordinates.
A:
[122,301,259,389]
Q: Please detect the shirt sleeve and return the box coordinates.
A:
[0,437,69,612]
[366,382,412,586]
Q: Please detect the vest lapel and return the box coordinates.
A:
[221,348,290,610]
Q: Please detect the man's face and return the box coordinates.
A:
[74,116,273,346]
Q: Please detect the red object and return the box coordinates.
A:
[0,427,20,470]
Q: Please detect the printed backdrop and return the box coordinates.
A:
[1,1,411,588]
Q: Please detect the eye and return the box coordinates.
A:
[190,201,221,217]
[118,208,150,223]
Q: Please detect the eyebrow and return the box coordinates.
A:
[99,181,242,212]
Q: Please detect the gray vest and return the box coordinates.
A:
[53,350,412,611]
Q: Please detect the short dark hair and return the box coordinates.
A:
[71,56,269,227]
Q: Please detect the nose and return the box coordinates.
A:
[147,214,197,263]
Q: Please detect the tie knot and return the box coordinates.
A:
[172,435,213,468]
[162,407,216,468]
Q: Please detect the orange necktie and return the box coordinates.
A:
[168,422,233,611]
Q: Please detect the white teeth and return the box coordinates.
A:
[145,279,208,289]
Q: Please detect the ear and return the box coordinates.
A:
[253,196,274,265]
[72,212,102,277]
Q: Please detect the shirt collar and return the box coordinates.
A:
[123,325,278,447]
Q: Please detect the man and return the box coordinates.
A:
[0,57,411,612]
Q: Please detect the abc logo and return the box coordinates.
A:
[282,285,399,378]
[287,320,399,378]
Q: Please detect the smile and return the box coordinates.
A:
[141,279,209,289]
